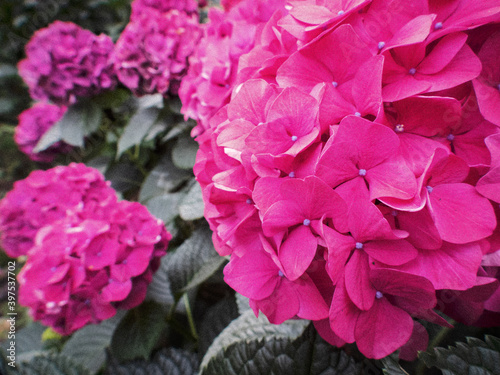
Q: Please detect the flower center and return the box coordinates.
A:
[354,112,361,117]
[377,41,385,50]
[358,169,367,176]
[332,81,338,88]
[355,242,363,249]
[246,198,253,204]
[409,68,416,75]
[278,270,284,277]
[303,218,311,226]
[288,171,296,178]
[447,133,455,141]
[426,186,433,193]
[394,124,404,133]
[434,22,443,30]
[337,10,345,15]
[291,135,298,141]
[375,291,383,299]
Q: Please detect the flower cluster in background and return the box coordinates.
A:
[17,20,117,107]
[13,0,204,162]
[14,103,70,163]
[114,5,202,96]
[0,163,170,335]
[185,0,500,360]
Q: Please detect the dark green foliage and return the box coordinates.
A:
[420,335,500,375]
[198,297,240,356]
[106,347,199,375]
[18,353,91,375]
[110,302,168,362]
[202,324,367,375]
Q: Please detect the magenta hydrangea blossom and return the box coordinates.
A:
[14,102,71,163]
[182,0,500,360]
[0,163,117,258]
[115,7,202,96]
[130,0,199,20]
[1,163,170,334]
[17,21,117,105]
[18,200,170,335]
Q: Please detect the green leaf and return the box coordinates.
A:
[110,301,168,362]
[18,353,91,375]
[419,335,500,375]
[235,293,252,314]
[106,347,199,375]
[61,311,125,375]
[116,106,160,157]
[104,162,143,193]
[172,136,198,170]
[200,309,309,371]
[201,323,366,375]
[1,322,46,364]
[179,181,204,221]
[92,88,130,108]
[35,100,103,150]
[139,157,192,202]
[145,192,183,226]
[165,225,222,296]
[198,297,240,356]
[180,256,226,293]
[381,355,410,375]
[146,255,175,306]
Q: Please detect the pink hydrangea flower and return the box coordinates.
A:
[0,163,117,258]
[189,1,500,360]
[17,21,117,106]
[18,200,170,335]
[14,102,71,163]
[115,7,202,96]
[130,0,199,20]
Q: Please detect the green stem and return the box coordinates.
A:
[183,293,198,341]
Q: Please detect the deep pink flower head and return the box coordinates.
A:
[0,163,117,258]
[14,103,71,163]
[18,200,170,335]
[17,21,116,106]
[115,7,202,96]
[190,0,500,360]
[130,0,199,20]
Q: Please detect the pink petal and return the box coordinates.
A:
[330,275,360,343]
[418,33,468,75]
[364,238,418,266]
[399,321,429,361]
[345,250,376,310]
[477,166,500,202]
[473,79,500,127]
[367,156,417,200]
[428,183,496,243]
[369,268,436,311]
[223,250,279,300]
[396,242,483,290]
[227,79,278,123]
[355,297,413,359]
[279,225,318,281]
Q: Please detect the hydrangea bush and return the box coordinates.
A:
[0,0,499,374]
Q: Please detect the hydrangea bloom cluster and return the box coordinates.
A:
[17,21,117,106]
[130,0,199,20]
[187,1,500,360]
[179,0,286,135]
[0,164,170,334]
[14,103,71,163]
[114,5,202,96]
